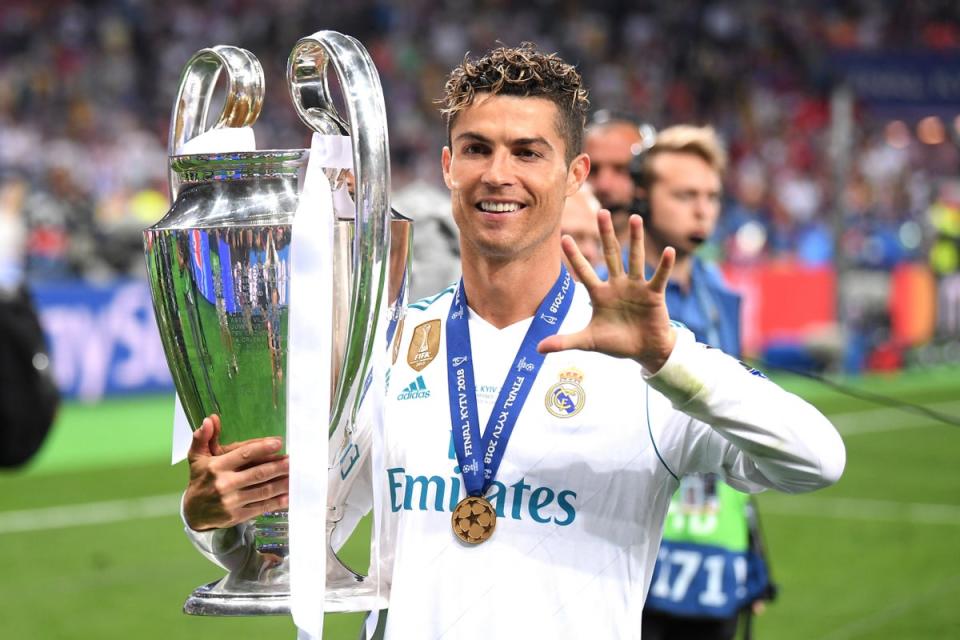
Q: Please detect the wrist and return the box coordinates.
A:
[183,489,216,532]
[636,328,677,373]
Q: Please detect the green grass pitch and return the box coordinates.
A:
[1,367,958,639]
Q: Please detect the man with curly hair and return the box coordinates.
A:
[182,43,844,639]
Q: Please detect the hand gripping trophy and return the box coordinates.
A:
[143,32,410,616]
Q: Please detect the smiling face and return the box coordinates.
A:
[441,94,589,266]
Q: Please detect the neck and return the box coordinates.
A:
[460,244,563,329]
[644,234,693,291]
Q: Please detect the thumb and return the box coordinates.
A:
[537,330,594,355]
[188,417,216,462]
[209,414,226,456]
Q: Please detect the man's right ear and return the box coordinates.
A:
[441,146,453,190]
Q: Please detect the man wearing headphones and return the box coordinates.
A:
[620,124,774,639]
[584,111,652,246]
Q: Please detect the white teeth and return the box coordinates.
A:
[478,201,521,213]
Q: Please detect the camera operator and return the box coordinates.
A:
[1,175,59,468]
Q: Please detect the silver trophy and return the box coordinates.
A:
[144,34,410,616]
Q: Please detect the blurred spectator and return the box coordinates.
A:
[560,182,602,272]
[928,180,960,277]
[928,180,960,338]
[584,111,649,245]
[0,173,27,290]
[392,176,460,301]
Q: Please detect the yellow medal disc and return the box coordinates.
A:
[451,496,497,544]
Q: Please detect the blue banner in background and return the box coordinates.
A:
[33,280,174,401]
[832,52,960,115]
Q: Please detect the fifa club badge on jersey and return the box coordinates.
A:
[545,367,585,418]
[408,319,440,371]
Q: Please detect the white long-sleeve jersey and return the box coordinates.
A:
[187,283,845,639]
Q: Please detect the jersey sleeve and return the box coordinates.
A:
[330,449,374,551]
[643,328,846,493]
[180,495,255,571]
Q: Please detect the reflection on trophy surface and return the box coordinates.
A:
[143,34,410,616]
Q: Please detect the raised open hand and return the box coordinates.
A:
[538,210,677,372]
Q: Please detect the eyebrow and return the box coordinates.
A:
[514,136,553,149]
[454,131,554,150]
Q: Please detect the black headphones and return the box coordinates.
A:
[628,145,652,220]
[627,124,658,221]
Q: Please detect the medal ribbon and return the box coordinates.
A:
[445,265,573,496]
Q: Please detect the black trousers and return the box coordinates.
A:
[641,610,740,640]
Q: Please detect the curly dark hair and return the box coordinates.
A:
[439,43,590,163]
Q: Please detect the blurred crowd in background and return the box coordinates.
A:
[1,1,959,372]
[2,0,959,276]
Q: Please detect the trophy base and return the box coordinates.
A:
[183,578,386,617]
[184,576,384,616]
[184,580,290,616]
[184,541,382,616]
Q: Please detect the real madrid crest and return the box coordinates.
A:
[545,367,585,418]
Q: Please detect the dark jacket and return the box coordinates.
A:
[0,286,59,467]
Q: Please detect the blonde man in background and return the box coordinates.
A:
[633,125,776,640]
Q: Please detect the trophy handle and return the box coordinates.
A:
[168,45,264,198]
[286,32,391,440]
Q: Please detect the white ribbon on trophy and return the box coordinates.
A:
[288,132,354,640]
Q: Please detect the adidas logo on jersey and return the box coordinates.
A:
[397,375,431,400]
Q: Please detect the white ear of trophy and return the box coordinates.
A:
[177,126,257,156]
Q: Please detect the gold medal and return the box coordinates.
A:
[451,496,496,544]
